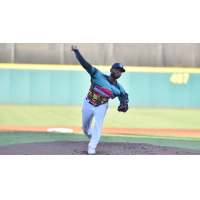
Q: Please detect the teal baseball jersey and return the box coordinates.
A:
[74,49,129,106]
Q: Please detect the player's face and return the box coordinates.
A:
[111,68,123,79]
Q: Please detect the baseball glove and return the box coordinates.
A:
[118,93,129,113]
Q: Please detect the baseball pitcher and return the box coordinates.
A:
[71,45,129,154]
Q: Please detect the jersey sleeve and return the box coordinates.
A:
[90,66,102,79]
[86,66,102,79]
[74,49,99,78]
[118,85,129,104]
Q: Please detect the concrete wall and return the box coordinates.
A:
[1,43,200,67]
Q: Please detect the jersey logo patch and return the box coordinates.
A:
[94,86,115,99]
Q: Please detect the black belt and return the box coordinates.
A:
[86,98,99,107]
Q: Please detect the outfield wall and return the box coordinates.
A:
[0,64,200,108]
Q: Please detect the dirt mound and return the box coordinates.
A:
[0,141,200,155]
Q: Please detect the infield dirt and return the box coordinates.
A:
[1,141,200,155]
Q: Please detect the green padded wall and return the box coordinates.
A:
[0,64,200,108]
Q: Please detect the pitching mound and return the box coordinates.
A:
[0,141,200,155]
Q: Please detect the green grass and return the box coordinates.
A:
[0,105,200,150]
[0,105,200,129]
[1,131,200,150]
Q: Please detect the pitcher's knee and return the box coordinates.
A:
[94,118,104,126]
[82,126,90,135]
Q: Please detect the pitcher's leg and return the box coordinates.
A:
[81,98,95,139]
[88,103,108,148]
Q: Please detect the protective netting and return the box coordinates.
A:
[0,43,200,67]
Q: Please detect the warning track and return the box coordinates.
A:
[0,126,200,137]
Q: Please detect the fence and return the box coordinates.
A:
[1,43,200,67]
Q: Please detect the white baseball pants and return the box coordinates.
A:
[81,97,108,148]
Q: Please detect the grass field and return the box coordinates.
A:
[0,131,200,150]
[0,105,200,129]
[0,105,200,150]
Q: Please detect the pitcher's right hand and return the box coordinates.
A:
[71,45,78,51]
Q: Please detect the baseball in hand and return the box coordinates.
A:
[71,45,78,51]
